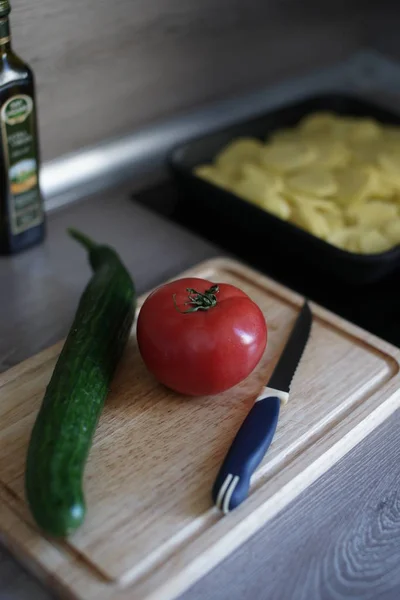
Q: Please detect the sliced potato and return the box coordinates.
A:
[268,128,298,144]
[325,116,360,140]
[233,172,291,220]
[215,137,263,172]
[233,177,265,205]
[284,190,341,215]
[377,151,400,177]
[298,112,338,135]
[358,229,393,254]
[286,167,337,197]
[334,166,374,206]
[326,226,364,251]
[195,111,400,255]
[348,118,382,142]
[291,203,331,239]
[383,220,400,245]
[378,132,400,158]
[233,167,282,205]
[260,141,316,173]
[345,237,361,253]
[239,163,283,193]
[194,164,234,190]
[349,139,380,165]
[324,212,345,232]
[382,125,400,144]
[307,140,351,168]
[215,162,241,180]
[376,168,400,192]
[365,166,396,198]
[346,200,398,228]
[259,192,291,220]
[326,227,354,250]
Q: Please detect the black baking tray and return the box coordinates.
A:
[168,93,400,285]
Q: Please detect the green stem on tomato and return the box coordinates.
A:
[173,285,219,313]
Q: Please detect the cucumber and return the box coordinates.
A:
[25,228,136,538]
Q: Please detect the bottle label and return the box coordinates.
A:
[0,17,10,44]
[1,94,43,235]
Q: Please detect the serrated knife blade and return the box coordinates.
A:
[212,300,313,514]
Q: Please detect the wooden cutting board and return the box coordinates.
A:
[0,257,399,600]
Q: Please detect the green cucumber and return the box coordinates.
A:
[25,228,136,538]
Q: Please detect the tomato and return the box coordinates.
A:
[136,277,267,396]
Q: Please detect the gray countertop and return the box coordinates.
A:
[1,185,400,600]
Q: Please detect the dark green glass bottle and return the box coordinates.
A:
[0,0,45,255]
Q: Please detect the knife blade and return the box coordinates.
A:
[212,300,313,514]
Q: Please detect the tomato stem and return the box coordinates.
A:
[173,285,219,313]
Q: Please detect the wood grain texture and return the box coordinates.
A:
[0,255,399,600]
[0,186,400,600]
[180,405,400,600]
[3,414,400,600]
[8,0,371,162]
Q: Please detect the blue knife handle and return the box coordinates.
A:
[212,395,280,513]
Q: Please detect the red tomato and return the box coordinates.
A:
[136,277,267,396]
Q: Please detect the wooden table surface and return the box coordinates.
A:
[1,185,400,600]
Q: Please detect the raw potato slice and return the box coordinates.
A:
[233,177,265,205]
[344,229,363,253]
[334,166,373,206]
[326,227,353,250]
[216,137,263,171]
[194,111,400,255]
[366,167,396,198]
[324,212,345,232]
[383,220,400,245]
[215,162,241,180]
[345,237,361,253]
[326,226,364,252]
[358,230,393,254]
[378,152,400,178]
[194,165,233,190]
[233,168,290,220]
[346,200,398,228]
[322,116,360,140]
[239,163,283,194]
[384,141,400,159]
[349,119,382,142]
[291,203,330,239]
[350,140,380,165]
[260,142,316,173]
[233,169,280,204]
[286,167,337,197]
[284,191,341,215]
[259,192,291,220]
[376,168,400,192]
[382,126,400,144]
[308,140,351,168]
[268,128,298,144]
[298,112,338,134]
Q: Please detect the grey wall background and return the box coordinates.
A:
[8,0,399,164]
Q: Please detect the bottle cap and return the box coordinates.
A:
[0,1,10,19]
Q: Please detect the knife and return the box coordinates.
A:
[212,300,313,514]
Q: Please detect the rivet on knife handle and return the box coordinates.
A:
[212,394,280,513]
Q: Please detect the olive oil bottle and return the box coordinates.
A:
[0,0,45,255]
